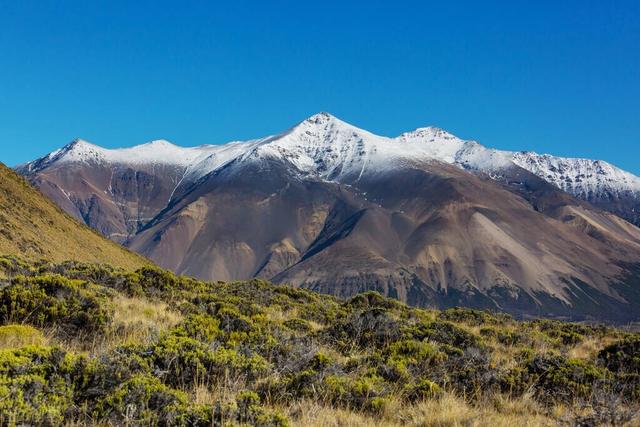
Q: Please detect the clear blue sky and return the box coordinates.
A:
[1,1,639,173]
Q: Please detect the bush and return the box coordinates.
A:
[95,374,211,426]
[326,308,401,351]
[151,334,268,386]
[0,275,113,335]
[533,319,595,346]
[411,320,481,350]
[235,391,289,427]
[172,314,221,343]
[0,346,82,425]
[438,307,511,326]
[598,336,640,374]
[1,257,639,425]
[283,318,312,333]
[405,379,442,402]
[527,355,608,403]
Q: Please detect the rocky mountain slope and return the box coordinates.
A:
[0,163,147,269]
[17,113,640,321]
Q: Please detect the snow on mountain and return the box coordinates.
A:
[21,138,221,173]
[21,112,640,200]
[510,151,640,198]
[235,112,513,180]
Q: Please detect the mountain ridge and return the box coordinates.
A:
[19,112,640,226]
[15,113,640,321]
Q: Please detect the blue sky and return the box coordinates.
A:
[1,0,638,173]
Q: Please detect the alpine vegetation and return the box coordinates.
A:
[0,257,639,426]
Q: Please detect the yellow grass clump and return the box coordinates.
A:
[0,324,47,349]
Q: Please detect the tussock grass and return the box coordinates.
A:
[285,393,557,427]
[0,324,47,349]
[50,294,183,354]
[111,294,183,343]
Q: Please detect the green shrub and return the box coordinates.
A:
[0,346,81,425]
[95,374,211,426]
[411,320,481,350]
[172,314,221,343]
[527,355,608,403]
[1,257,638,425]
[347,292,402,310]
[533,319,594,346]
[151,334,268,386]
[387,339,443,365]
[0,275,113,335]
[438,307,511,326]
[405,379,442,401]
[283,318,312,333]
[235,391,289,427]
[326,308,401,351]
[309,352,333,371]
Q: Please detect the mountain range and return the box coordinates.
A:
[16,113,640,321]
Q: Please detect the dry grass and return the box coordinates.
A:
[284,393,560,427]
[55,295,183,354]
[111,294,183,340]
[0,324,48,349]
[568,336,617,359]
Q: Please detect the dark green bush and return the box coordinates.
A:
[95,374,211,426]
[283,318,312,333]
[598,336,640,374]
[326,308,401,351]
[411,320,481,350]
[0,275,113,335]
[0,346,84,425]
[405,379,443,402]
[527,355,609,403]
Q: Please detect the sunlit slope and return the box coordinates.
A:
[0,163,148,269]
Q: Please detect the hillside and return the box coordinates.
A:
[0,163,147,270]
[0,257,638,426]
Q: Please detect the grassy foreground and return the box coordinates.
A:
[0,256,639,426]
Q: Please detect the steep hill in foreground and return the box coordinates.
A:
[0,257,639,426]
[0,163,147,270]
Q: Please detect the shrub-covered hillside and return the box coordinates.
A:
[0,256,639,426]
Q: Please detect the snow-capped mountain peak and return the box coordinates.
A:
[17,139,104,173]
[22,138,223,174]
[397,126,458,142]
[303,111,339,125]
[139,139,177,148]
[19,112,640,205]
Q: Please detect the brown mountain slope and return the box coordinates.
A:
[0,163,148,269]
[22,155,186,243]
[129,158,640,321]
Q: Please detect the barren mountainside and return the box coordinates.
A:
[17,113,640,321]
